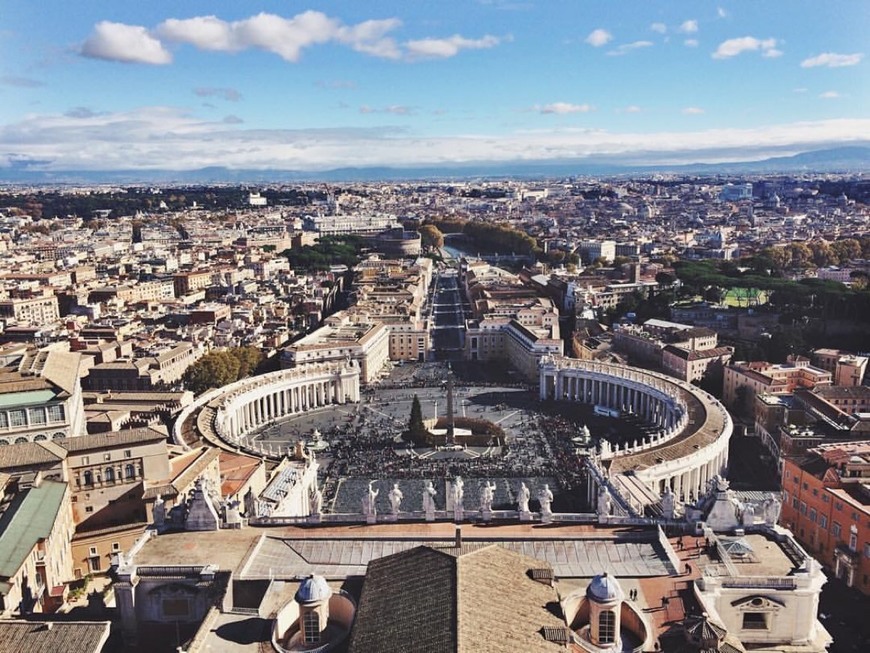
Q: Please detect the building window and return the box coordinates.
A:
[85,506,94,514]
[800,502,807,515]
[598,610,616,645]
[124,450,133,458]
[112,542,121,552]
[864,543,870,559]
[832,522,842,538]
[303,611,321,645]
[28,408,46,425]
[792,497,799,509]
[81,456,90,466]
[849,530,858,552]
[742,612,768,630]
[822,495,829,504]
[47,405,64,422]
[820,515,827,529]
[9,409,26,427]
[83,471,93,486]
[810,508,817,523]
[105,467,115,483]
[125,464,135,479]
[104,453,111,461]
[0,413,6,429]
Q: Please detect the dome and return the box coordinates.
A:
[683,613,726,648]
[586,572,624,602]
[295,575,332,604]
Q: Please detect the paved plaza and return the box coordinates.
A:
[245,362,657,513]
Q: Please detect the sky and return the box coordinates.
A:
[1,0,868,172]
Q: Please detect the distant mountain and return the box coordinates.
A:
[1,145,867,184]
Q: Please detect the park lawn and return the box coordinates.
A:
[724,287,768,307]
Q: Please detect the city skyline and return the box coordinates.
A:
[1,0,868,173]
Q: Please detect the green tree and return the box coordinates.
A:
[419,224,444,250]
[405,394,429,445]
[830,238,861,264]
[182,346,264,394]
[183,351,241,394]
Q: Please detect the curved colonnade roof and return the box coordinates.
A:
[549,358,730,474]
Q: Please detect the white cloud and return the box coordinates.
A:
[684,39,699,48]
[3,107,869,172]
[717,7,728,18]
[801,52,864,68]
[316,80,358,90]
[585,29,613,47]
[536,102,593,114]
[0,75,45,88]
[194,87,242,101]
[650,23,667,34]
[679,20,699,34]
[405,34,502,60]
[359,105,416,115]
[682,107,705,115]
[819,91,841,99]
[621,106,642,113]
[81,21,172,65]
[79,12,502,64]
[762,48,783,58]
[712,36,779,59]
[607,41,653,56]
[156,11,402,62]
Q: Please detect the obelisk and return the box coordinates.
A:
[446,376,455,443]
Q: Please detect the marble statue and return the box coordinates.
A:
[517,482,531,514]
[452,476,464,520]
[422,480,437,518]
[597,487,612,516]
[538,484,554,515]
[153,494,165,528]
[388,483,403,515]
[480,481,496,513]
[362,481,379,517]
[453,476,464,510]
[742,502,756,526]
[661,486,676,519]
[763,496,782,526]
[309,487,323,516]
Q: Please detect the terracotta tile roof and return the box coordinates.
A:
[348,544,566,653]
[0,621,110,653]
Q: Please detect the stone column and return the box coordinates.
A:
[114,565,140,645]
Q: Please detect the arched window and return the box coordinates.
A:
[84,471,93,486]
[302,610,321,644]
[125,464,135,479]
[598,610,616,645]
[105,467,115,483]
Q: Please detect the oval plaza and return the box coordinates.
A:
[179,351,732,515]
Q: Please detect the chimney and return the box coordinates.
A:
[454,527,462,548]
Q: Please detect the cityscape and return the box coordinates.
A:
[0,2,868,653]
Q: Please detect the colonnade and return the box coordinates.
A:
[540,356,733,505]
[212,361,361,442]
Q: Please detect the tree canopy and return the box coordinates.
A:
[182,346,264,395]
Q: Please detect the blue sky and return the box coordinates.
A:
[1,0,868,171]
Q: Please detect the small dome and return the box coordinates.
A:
[295,575,332,604]
[586,572,624,602]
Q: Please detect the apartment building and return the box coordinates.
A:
[0,474,74,615]
[780,441,870,594]
[0,295,60,326]
[0,345,86,444]
[723,357,832,410]
[281,319,390,384]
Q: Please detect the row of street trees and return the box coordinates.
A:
[182,346,264,395]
